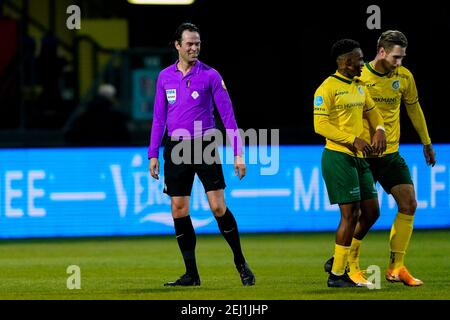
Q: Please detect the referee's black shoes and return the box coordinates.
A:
[236,262,255,286]
[164,273,201,286]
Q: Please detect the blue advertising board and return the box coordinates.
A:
[0,145,449,238]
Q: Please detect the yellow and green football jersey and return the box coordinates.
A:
[314,71,376,157]
[360,62,421,154]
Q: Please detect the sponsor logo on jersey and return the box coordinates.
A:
[373,97,398,104]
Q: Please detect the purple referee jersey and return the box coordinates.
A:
[148,60,243,159]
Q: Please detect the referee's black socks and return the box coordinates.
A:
[173,215,199,277]
[215,208,246,266]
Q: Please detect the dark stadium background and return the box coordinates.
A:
[0,0,448,146]
[128,0,450,145]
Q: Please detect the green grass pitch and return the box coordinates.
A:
[0,230,449,300]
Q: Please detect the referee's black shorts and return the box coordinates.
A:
[163,137,226,197]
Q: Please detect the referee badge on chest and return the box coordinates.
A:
[191,90,199,100]
[166,89,177,104]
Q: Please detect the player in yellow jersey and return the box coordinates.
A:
[350,30,436,286]
[314,39,386,287]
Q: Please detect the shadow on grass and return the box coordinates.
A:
[301,287,386,294]
[119,286,225,294]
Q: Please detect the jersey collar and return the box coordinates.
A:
[330,71,353,84]
[173,60,202,75]
[365,61,390,77]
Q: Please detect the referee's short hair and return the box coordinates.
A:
[173,22,200,45]
[330,39,361,62]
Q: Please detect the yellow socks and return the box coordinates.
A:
[331,244,351,276]
[348,238,362,275]
[389,212,414,270]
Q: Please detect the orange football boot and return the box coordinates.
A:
[349,271,373,287]
[386,266,423,286]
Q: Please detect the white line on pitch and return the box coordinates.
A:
[50,192,106,201]
[230,189,291,198]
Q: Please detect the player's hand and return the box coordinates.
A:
[353,137,373,157]
[234,155,246,180]
[423,144,436,167]
[371,129,387,155]
[149,158,160,180]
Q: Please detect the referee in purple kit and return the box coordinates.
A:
[148,22,255,287]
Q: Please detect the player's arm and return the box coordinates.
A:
[405,101,431,144]
[210,70,246,179]
[313,87,371,155]
[405,101,436,166]
[313,87,355,144]
[363,88,386,155]
[148,74,168,180]
[402,70,436,166]
[314,115,356,145]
